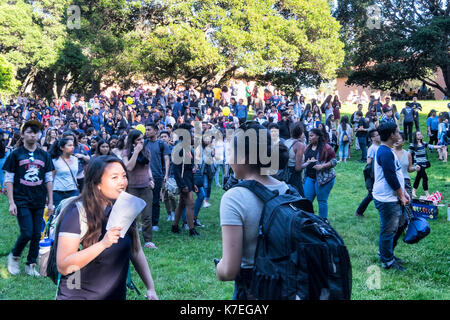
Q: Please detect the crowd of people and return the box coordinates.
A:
[1,81,449,299]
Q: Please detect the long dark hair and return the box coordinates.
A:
[340,115,349,131]
[95,139,111,156]
[126,129,150,165]
[80,156,139,252]
[412,131,423,149]
[306,128,326,161]
[49,138,72,159]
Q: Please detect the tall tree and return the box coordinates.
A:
[138,0,345,86]
[335,0,450,96]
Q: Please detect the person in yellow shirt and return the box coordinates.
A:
[213,85,222,108]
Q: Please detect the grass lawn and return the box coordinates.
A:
[0,101,449,300]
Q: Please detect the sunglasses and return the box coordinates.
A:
[29,152,35,162]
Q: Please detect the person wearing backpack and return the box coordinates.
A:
[55,156,158,300]
[4,120,55,277]
[337,115,352,162]
[216,121,291,298]
[216,121,351,300]
[355,129,380,217]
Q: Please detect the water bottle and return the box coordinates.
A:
[38,238,53,277]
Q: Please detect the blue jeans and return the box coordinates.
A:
[204,174,213,200]
[53,190,79,209]
[304,177,335,219]
[357,136,367,161]
[12,207,45,265]
[373,200,407,267]
[338,140,349,159]
[214,163,225,186]
[0,156,6,189]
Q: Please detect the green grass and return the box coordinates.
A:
[0,101,449,300]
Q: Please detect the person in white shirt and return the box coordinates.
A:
[50,138,79,209]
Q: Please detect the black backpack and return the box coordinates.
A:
[232,180,352,300]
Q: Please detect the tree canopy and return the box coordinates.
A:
[334,0,450,96]
[0,0,345,98]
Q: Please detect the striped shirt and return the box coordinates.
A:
[409,143,429,167]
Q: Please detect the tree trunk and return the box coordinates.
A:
[59,72,73,98]
[52,73,59,99]
[216,66,239,85]
[20,67,37,94]
[442,64,450,97]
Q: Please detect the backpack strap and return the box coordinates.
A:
[232,180,279,203]
[75,201,88,241]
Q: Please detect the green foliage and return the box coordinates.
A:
[139,0,345,85]
[335,0,450,96]
[0,0,345,95]
[0,55,20,93]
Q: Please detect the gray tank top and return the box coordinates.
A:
[285,139,299,167]
[398,149,410,180]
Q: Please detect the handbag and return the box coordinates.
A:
[316,158,337,185]
[403,205,430,244]
[165,177,179,196]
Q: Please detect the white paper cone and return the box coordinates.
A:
[106,191,147,238]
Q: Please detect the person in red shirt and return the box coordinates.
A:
[60,97,71,112]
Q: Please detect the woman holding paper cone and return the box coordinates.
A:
[56,156,158,300]
[122,130,157,249]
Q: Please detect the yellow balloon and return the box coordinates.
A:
[223,107,230,116]
[126,97,134,105]
[136,124,146,135]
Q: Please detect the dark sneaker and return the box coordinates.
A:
[384,261,406,271]
[354,212,365,218]
[171,225,181,234]
[394,256,405,265]
[189,228,200,237]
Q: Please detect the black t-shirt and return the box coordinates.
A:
[304,147,319,180]
[2,146,54,208]
[57,203,132,300]
[356,118,369,138]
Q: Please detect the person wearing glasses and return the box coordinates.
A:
[3,120,55,277]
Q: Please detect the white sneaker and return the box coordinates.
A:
[167,215,172,222]
[171,212,175,221]
[25,263,40,277]
[203,201,211,208]
[183,223,189,231]
[8,253,20,275]
[152,226,160,232]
